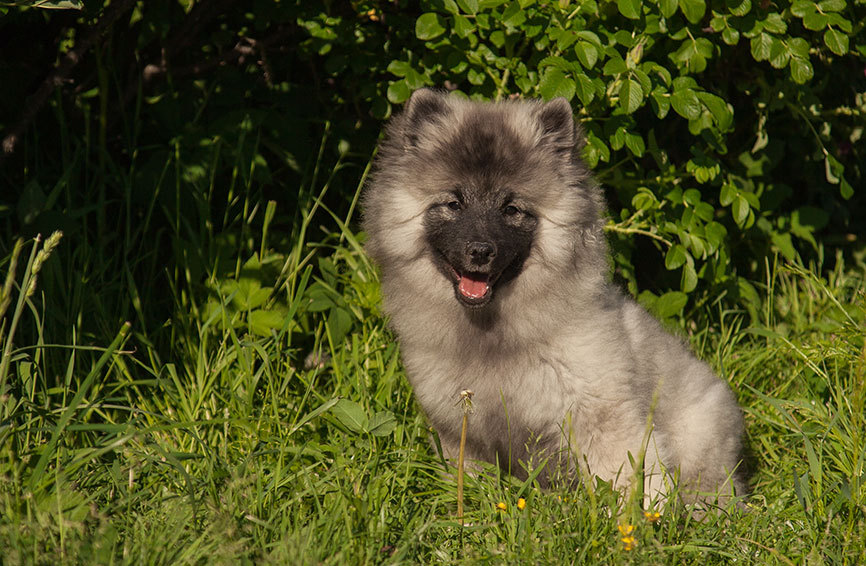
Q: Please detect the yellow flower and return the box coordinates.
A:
[621,535,637,551]
[617,523,635,536]
[496,501,507,511]
[644,510,661,523]
[517,497,526,510]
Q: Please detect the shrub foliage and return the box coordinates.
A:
[1,0,864,323]
[376,0,865,316]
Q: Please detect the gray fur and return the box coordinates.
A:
[363,89,745,500]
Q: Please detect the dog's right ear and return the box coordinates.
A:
[400,88,451,148]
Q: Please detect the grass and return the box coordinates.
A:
[2,139,865,565]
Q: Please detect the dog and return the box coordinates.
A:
[362,88,745,501]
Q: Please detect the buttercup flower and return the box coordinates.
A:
[496,501,507,512]
[618,523,637,550]
[621,535,637,551]
[517,497,526,510]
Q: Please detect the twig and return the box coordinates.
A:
[606,224,674,248]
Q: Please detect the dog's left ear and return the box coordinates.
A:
[535,98,578,157]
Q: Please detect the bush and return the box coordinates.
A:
[374,0,865,319]
[1,0,864,327]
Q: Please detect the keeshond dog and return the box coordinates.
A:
[362,88,745,501]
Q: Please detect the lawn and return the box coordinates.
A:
[1,163,864,565]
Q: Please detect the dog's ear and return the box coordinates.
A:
[400,88,451,147]
[535,98,579,157]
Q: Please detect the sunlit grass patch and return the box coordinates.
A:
[1,135,864,565]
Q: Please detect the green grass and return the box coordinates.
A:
[2,147,865,565]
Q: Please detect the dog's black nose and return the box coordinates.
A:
[466,241,496,265]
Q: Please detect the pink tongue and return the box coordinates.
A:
[458,275,490,299]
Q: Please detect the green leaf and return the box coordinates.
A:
[583,131,610,167]
[818,0,845,12]
[502,1,526,28]
[791,0,815,17]
[331,399,368,434]
[681,260,698,292]
[719,182,736,206]
[697,91,733,130]
[771,231,797,260]
[633,67,652,92]
[791,206,830,238]
[705,221,727,252]
[387,60,412,77]
[732,194,750,226]
[840,178,853,199]
[670,88,701,120]
[456,0,479,13]
[650,87,671,118]
[625,131,645,157]
[617,0,641,19]
[538,68,576,101]
[554,29,579,51]
[768,37,790,69]
[665,244,688,270]
[441,0,460,14]
[368,411,398,437]
[790,56,813,83]
[30,0,83,8]
[632,188,659,210]
[802,11,829,31]
[684,188,701,206]
[689,235,707,258]
[823,28,849,55]
[788,37,810,58]
[655,291,688,318]
[576,30,602,46]
[610,126,627,150]
[659,0,678,17]
[722,27,739,45]
[762,13,787,34]
[250,309,287,337]
[538,55,573,71]
[695,202,715,221]
[574,41,598,69]
[416,12,447,40]
[327,307,353,344]
[727,0,751,16]
[574,73,596,106]
[620,78,643,114]
[453,14,475,37]
[387,80,412,104]
[679,0,706,24]
[750,33,772,61]
[602,57,628,76]
[467,67,486,85]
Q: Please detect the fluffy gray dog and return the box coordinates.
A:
[363,88,745,501]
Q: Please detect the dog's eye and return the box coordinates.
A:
[447,200,462,211]
[503,204,520,216]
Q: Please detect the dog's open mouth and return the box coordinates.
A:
[446,264,495,307]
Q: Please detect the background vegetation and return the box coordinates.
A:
[1,0,864,563]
